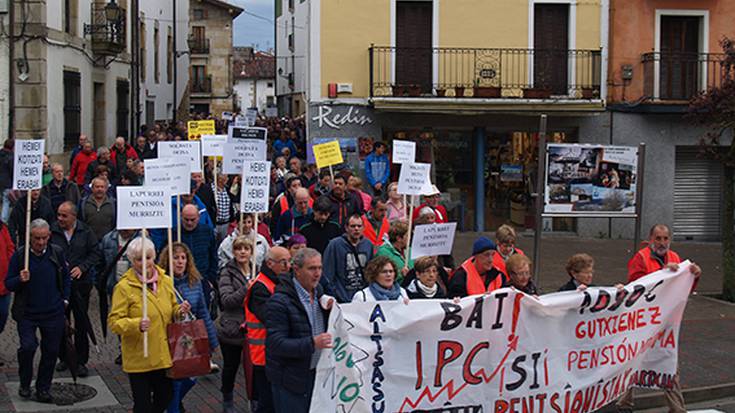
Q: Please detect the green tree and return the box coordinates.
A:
[687,38,735,301]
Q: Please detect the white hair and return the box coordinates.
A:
[126,237,156,261]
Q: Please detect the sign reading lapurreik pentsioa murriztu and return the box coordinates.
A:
[116,186,172,229]
[545,144,638,215]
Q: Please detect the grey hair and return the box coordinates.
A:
[59,201,78,216]
[50,162,63,171]
[30,218,50,232]
[97,147,110,156]
[292,248,321,268]
[91,175,109,186]
[126,237,156,261]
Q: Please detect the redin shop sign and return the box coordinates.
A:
[312,105,373,130]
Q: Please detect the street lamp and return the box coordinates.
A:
[104,0,122,22]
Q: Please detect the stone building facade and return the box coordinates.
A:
[188,0,242,117]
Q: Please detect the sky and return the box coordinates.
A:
[231,0,276,51]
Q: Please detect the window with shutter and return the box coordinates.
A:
[395,1,432,93]
[534,4,569,95]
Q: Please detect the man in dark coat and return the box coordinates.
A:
[265,248,331,412]
[49,201,100,377]
[8,189,56,246]
[299,196,342,254]
[317,175,360,228]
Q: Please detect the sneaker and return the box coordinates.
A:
[210,361,220,373]
[77,364,89,378]
[114,354,122,365]
[35,390,53,403]
[55,361,67,372]
[18,387,31,399]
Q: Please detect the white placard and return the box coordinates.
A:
[116,186,172,229]
[240,160,271,213]
[397,162,433,195]
[201,134,227,157]
[144,158,191,195]
[245,108,258,126]
[222,141,268,175]
[392,139,416,164]
[234,116,248,127]
[221,111,233,121]
[410,222,457,259]
[158,141,202,173]
[265,107,278,118]
[13,139,45,190]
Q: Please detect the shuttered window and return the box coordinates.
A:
[534,4,569,94]
[673,147,723,241]
[395,1,432,92]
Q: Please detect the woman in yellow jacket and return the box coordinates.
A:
[108,237,191,413]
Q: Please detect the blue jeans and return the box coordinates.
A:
[271,371,315,413]
[0,294,10,334]
[1,189,12,224]
[17,312,65,392]
[167,378,196,413]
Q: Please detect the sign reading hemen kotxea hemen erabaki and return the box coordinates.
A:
[116,186,172,230]
[13,139,45,190]
[240,161,271,213]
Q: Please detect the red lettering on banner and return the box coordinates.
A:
[434,341,463,387]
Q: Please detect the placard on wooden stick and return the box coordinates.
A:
[313,140,343,169]
[158,141,202,173]
[13,139,45,191]
[187,120,215,140]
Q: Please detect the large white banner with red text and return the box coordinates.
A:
[311,263,694,413]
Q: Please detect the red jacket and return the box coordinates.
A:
[412,203,449,223]
[110,144,139,168]
[0,223,15,295]
[69,151,97,185]
[627,247,681,283]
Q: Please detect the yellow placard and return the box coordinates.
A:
[313,140,344,168]
[187,120,215,140]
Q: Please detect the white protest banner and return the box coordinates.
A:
[234,116,248,127]
[240,161,271,213]
[311,263,695,413]
[410,222,457,259]
[13,139,45,190]
[201,135,227,157]
[144,158,191,195]
[222,141,268,175]
[116,186,172,229]
[397,162,433,195]
[158,141,202,173]
[392,139,416,164]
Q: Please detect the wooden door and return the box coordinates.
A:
[534,4,569,94]
[395,1,432,92]
[660,16,700,100]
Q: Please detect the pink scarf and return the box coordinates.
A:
[135,267,160,294]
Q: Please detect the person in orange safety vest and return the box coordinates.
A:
[492,224,525,278]
[447,236,507,297]
[361,198,390,248]
[243,246,292,413]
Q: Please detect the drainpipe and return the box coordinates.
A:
[8,0,15,139]
[474,127,486,232]
[172,0,177,123]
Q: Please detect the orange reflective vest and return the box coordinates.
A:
[278,195,313,217]
[492,248,525,277]
[243,273,276,366]
[361,214,389,247]
[462,257,506,296]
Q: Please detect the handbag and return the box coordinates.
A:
[166,290,211,379]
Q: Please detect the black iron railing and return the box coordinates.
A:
[191,75,212,94]
[189,38,210,55]
[86,4,126,56]
[642,52,727,100]
[369,46,602,99]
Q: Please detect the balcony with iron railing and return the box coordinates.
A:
[369,46,602,100]
[189,38,210,55]
[642,52,727,101]
[85,3,126,56]
[191,76,212,94]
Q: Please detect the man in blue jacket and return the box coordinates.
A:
[265,248,331,412]
[5,219,71,403]
[364,142,390,196]
[320,214,374,303]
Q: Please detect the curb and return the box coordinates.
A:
[635,382,735,409]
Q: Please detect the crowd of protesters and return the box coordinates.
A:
[0,111,703,413]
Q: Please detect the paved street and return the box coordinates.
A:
[0,235,732,412]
